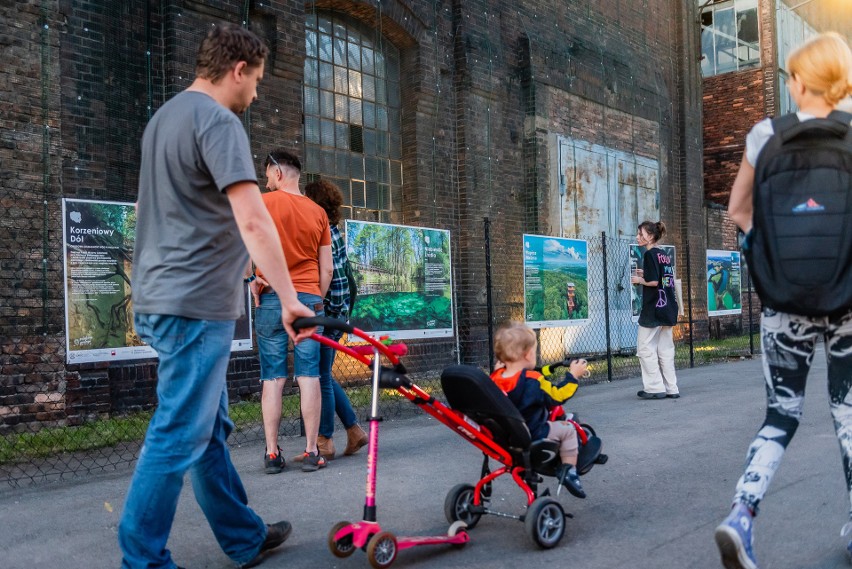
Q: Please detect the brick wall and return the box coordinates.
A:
[702,69,765,204]
[0,1,66,431]
[1,0,703,430]
[702,0,779,206]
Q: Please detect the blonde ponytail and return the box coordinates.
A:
[787,32,852,108]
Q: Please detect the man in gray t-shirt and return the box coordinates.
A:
[132,90,257,320]
[119,24,314,569]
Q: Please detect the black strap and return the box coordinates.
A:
[773,111,852,144]
[828,109,852,126]
[770,113,801,139]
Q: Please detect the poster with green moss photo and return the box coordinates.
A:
[345,220,453,339]
[62,198,252,364]
[523,234,589,328]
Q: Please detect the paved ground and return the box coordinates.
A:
[2,351,851,569]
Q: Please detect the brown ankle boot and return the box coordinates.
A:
[317,435,336,460]
[344,424,368,456]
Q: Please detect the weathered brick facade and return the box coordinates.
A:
[700,0,782,341]
[702,0,778,206]
[0,0,704,432]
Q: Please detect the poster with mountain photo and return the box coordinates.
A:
[523,235,589,328]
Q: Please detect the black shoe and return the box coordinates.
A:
[637,390,666,400]
[239,520,293,568]
[556,464,586,499]
[264,447,285,474]
[301,450,328,472]
[666,393,681,399]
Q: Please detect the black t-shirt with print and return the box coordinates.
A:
[639,246,678,328]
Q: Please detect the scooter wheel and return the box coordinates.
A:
[367,530,398,569]
[328,521,356,558]
[448,520,469,549]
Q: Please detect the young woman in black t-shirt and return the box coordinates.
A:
[630,220,679,400]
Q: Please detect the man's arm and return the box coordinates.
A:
[728,154,755,233]
[226,182,315,341]
[318,245,333,298]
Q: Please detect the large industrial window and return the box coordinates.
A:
[776,3,817,115]
[304,11,403,222]
[700,0,760,77]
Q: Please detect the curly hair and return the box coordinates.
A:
[196,23,269,83]
[304,179,343,226]
[494,322,537,364]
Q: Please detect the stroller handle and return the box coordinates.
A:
[293,316,354,334]
[293,316,407,367]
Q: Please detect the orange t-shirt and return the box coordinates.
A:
[256,190,331,296]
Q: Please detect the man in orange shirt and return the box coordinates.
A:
[250,149,332,473]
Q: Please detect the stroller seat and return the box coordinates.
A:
[440,365,598,476]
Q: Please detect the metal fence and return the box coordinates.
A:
[1,224,761,487]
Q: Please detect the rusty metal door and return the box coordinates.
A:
[554,134,660,352]
[557,135,659,238]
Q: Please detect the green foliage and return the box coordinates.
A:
[527,269,588,321]
[0,411,153,463]
[352,292,452,330]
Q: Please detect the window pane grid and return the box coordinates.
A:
[304,11,402,217]
[698,0,760,77]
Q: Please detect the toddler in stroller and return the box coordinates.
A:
[441,323,606,548]
[490,321,588,498]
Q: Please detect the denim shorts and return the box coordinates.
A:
[255,291,324,380]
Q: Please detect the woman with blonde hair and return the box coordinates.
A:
[715,32,852,569]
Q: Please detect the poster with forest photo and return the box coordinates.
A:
[345,220,453,339]
[62,198,253,364]
[523,235,589,328]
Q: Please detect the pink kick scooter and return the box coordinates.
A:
[293,316,469,568]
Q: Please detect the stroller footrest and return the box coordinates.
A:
[576,436,603,475]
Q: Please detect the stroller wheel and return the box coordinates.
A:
[525,497,566,549]
[367,531,398,569]
[444,484,482,529]
[328,521,356,558]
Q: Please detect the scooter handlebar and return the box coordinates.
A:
[292,316,354,335]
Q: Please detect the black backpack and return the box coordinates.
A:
[744,110,852,317]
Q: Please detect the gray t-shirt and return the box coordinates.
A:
[132,91,257,320]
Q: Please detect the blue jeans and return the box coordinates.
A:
[255,292,323,379]
[319,341,359,437]
[119,314,266,569]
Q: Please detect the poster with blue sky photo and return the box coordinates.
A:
[523,234,589,328]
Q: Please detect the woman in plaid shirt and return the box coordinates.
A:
[305,180,368,459]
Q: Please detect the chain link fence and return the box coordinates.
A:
[1,1,743,487]
[1,225,761,487]
[481,224,761,386]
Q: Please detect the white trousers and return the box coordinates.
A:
[636,325,678,394]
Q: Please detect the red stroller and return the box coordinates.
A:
[293,317,606,567]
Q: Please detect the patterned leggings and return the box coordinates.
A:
[734,308,852,516]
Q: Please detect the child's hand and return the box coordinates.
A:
[569,358,589,379]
